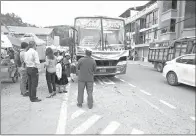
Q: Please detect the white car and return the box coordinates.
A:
[163,54,196,87]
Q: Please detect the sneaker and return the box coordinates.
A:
[23,92,29,97]
[46,94,53,98]
[52,92,56,96]
[77,103,82,108]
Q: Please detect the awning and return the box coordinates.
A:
[1,34,12,48]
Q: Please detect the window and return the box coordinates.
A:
[149,12,153,27]
[153,10,158,25]
[162,0,177,13]
[184,1,196,29]
[161,19,176,34]
[170,19,176,32]
[176,55,195,65]
[146,14,150,28]
[154,29,157,39]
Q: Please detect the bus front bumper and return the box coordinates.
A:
[94,65,127,76]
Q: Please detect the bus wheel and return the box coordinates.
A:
[157,63,163,72]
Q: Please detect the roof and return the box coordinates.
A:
[119,0,157,17]
[7,26,54,35]
[1,26,10,33]
[7,36,21,47]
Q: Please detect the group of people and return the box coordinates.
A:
[18,40,97,109]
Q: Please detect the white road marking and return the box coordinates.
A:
[71,109,85,120]
[96,77,104,85]
[159,100,176,109]
[139,96,164,114]
[119,79,126,82]
[70,115,101,134]
[131,128,144,134]
[104,77,115,85]
[56,84,70,134]
[190,116,195,121]
[101,121,120,134]
[140,90,151,96]
[128,83,136,88]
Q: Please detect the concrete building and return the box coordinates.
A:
[158,0,196,41]
[120,0,158,61]
[7,26,55,46]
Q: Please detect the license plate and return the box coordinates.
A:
[100,69,106,73]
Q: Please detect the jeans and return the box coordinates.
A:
[46,70,56,93]
[77,81,94,106]
[27,67,39,100]
[19,68,28,95]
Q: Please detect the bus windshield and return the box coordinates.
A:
[75,17,125,51]
[75,18,102,50]
[102,19,124,50]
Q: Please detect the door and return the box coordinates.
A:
[176,55,195,86]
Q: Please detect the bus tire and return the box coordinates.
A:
[157,63,163,72]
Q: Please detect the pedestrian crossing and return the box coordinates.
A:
[67,109,145,134]
[93,76,124,85]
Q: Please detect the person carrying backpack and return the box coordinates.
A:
[19,42,29,96]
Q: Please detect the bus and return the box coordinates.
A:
[70,16,129,76]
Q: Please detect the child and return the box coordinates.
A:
[55,56,68,93]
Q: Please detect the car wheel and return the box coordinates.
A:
[157,63,163,72]
[166,71,178,86]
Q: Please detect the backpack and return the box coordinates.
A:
[15,51,22,67]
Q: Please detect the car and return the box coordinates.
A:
[163,54,196,87]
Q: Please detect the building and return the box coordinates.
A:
[7,26,55,46]
[1,26,10,35]
[120,0,158,61]
[158,0,196,41]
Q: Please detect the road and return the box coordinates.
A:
[1,61,195,134]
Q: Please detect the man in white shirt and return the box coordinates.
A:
[24,41,41,102]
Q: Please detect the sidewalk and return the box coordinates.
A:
[1,71,68,134]
[128,60,154,68]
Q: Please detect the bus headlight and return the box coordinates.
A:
[117,61,127,66]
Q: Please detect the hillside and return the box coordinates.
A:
[1,13,37,27]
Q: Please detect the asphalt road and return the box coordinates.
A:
[1,62,195,134]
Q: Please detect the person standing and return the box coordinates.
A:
[45,47,57,98]
[24,41,41,102]
[55,56,69,93]
[77,49,97,109]
[19,42,29,96]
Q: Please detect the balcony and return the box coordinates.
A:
[182,28,196,38]
[160,32,176,41]
[161,9,177,22]
[125,2,158,24]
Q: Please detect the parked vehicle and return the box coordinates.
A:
[163,54,195,87]
[148,37,196,72]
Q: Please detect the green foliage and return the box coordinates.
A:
[1,13,37,27]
